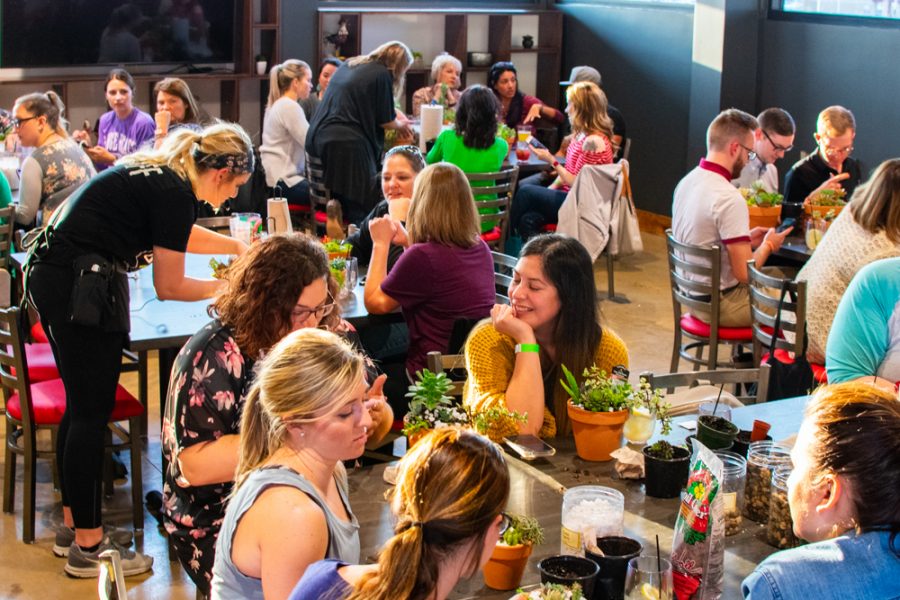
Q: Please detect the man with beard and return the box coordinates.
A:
[672,109,793,327]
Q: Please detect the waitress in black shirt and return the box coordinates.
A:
[306,40,414,224]
[26,122,253,577]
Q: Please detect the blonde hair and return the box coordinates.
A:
[234,328,365,490]
[817,105,856,137]
[267,59,312,107]
[849,158,900,243]
[14,91,69,138]
[565,82,614,141]
[347,41,413,96]
[406,163,480,248]
[347,428,510,600]
[118,122,254,192]
[707,108,758,152]
[430,53,462,87]
[154,78,202,124]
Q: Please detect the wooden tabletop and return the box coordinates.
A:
[349,396,808,599]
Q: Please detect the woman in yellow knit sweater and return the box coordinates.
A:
[464,234,629,438]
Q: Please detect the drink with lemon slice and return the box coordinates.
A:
[623,406,656,444]
[624,556,673,600]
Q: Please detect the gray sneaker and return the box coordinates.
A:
[53,525,134,558]
[64,537,153,578]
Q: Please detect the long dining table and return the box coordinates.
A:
[348,395,808,599]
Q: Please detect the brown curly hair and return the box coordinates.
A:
[210,233,341,358]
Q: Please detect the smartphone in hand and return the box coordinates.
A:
[776,217,796,233]
[526,135,547,150]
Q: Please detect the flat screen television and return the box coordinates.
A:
[1,0,236,69]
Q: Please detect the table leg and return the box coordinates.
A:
[157,347,178,429]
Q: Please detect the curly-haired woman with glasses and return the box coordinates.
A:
[162,233,392,597]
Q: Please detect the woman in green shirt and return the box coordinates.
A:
[426,85,508,233]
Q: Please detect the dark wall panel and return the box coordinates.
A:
[558,2,694,215]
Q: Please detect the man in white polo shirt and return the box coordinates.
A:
[672,108,793,327]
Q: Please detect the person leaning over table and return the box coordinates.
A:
[488,61,565,133]
[300,57,342,122]
[72,68,155,170]
[11,91,95,228]
[162,233,392,597]
[411,52,462,118]
[463,234,629,438]
[26,123,254,578]
[210,328,373,600]
[290,428,511,600]
[796,158,900,365]
[824,257,900,394]
[741,382,900,599]
[364,162,495,378]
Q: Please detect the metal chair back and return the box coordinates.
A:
[0,206,16,271]
[491,250,517,304]
[641,364,770,405]
[464,166,519,252]
[747,262,807,364]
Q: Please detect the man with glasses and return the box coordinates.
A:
[783,105,861,206]
[673,109,793,327]
[732,108,796,193]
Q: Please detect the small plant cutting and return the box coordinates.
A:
[807,187,846,206]
[402,369,469,444]
[630,378,672,436]
[740,181,783,208]
[483,514,545,590]
[470,405,527,443]
[512,583,584,600]
[643,440,691,499]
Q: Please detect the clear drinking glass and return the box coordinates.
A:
[344,257,359,292]
[624,555,673,600]
[623,407,656,444]
[698,402,732,422]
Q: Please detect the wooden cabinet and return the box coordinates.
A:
[316,9,563,114]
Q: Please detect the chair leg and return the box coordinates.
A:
[606,250,615,299]
[23,428,37,543]
[670,328,681,373]
[3,433,16,514]
[49,427,60,491]
[128,417,144,531]
[138,351,149,437]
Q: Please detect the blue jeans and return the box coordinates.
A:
[510,182,567,240]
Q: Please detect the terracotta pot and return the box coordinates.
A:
[804,203,844,221]
[406,428,429,450]
[482,542,533,590]
[747,204,781,229]
[566,402,629,462]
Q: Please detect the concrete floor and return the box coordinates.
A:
[0,232,677,599]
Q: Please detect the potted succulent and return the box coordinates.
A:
[623,378,671,444]
[561,366,632,462]
[411,50,424,69]
[536,556,598,599]
[483,514,544,590]
[255,53,268,76]
[696,414,739,450]
[401,369,469,448]
[322,237,351,259]
[511,582,585,599]
[805,188,846,221]
[498,123,517,151]
[741,182,783,229]
[642,440,691,498]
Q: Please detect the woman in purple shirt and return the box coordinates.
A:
[364,162,495,377]
[73,69,155,170]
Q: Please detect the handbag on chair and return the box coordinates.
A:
[765,282,814,401]
[613,163,643,256]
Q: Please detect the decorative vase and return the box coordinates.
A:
[642,445,691,498]
[483,543,533,590]
[566,402,629,462]
[747,204,781,230]
[522,35,535,49]
[256,61,267,76]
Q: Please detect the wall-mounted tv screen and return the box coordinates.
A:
[1,0,236,68]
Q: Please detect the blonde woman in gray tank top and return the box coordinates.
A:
[211,328,371,600]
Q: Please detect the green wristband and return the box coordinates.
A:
[515,343,540,354]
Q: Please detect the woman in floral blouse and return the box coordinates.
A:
[161,234,392,596]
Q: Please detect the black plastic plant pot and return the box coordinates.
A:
[696,415,739,450]
[537,555,600,599]
[585,536,643,600]
[731,430,773,458]
[642,445,691,499]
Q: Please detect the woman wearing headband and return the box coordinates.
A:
[27,122,254,578]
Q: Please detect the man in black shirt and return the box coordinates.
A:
[783,105,861,213]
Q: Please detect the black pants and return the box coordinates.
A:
[510,181,567,240]
[28,263,127,529]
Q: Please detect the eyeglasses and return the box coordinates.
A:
[499,512,511,536]
[738,142,757,162]
[12,115,38,128]
[762,130,793,153]
[291,291,336,323]
[818,137,854,158]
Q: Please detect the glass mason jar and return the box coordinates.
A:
[744,441,791,524]
[560,485,625,556]
[715,450,748,536]
[767,465,801,549]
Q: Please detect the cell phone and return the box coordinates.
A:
[526,135,547,150]
[504,435,556,459]
[679,420,697,431]
[776,217,796,233]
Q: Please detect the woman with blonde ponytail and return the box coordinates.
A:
[210,328,373,600]
[27,121,254,578]
[260,59,314,217]
[291,428,511,600]
[11,90,95,227]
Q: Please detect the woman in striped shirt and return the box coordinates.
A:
[510,81,615,240]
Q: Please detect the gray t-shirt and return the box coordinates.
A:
[210,465,360,600]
